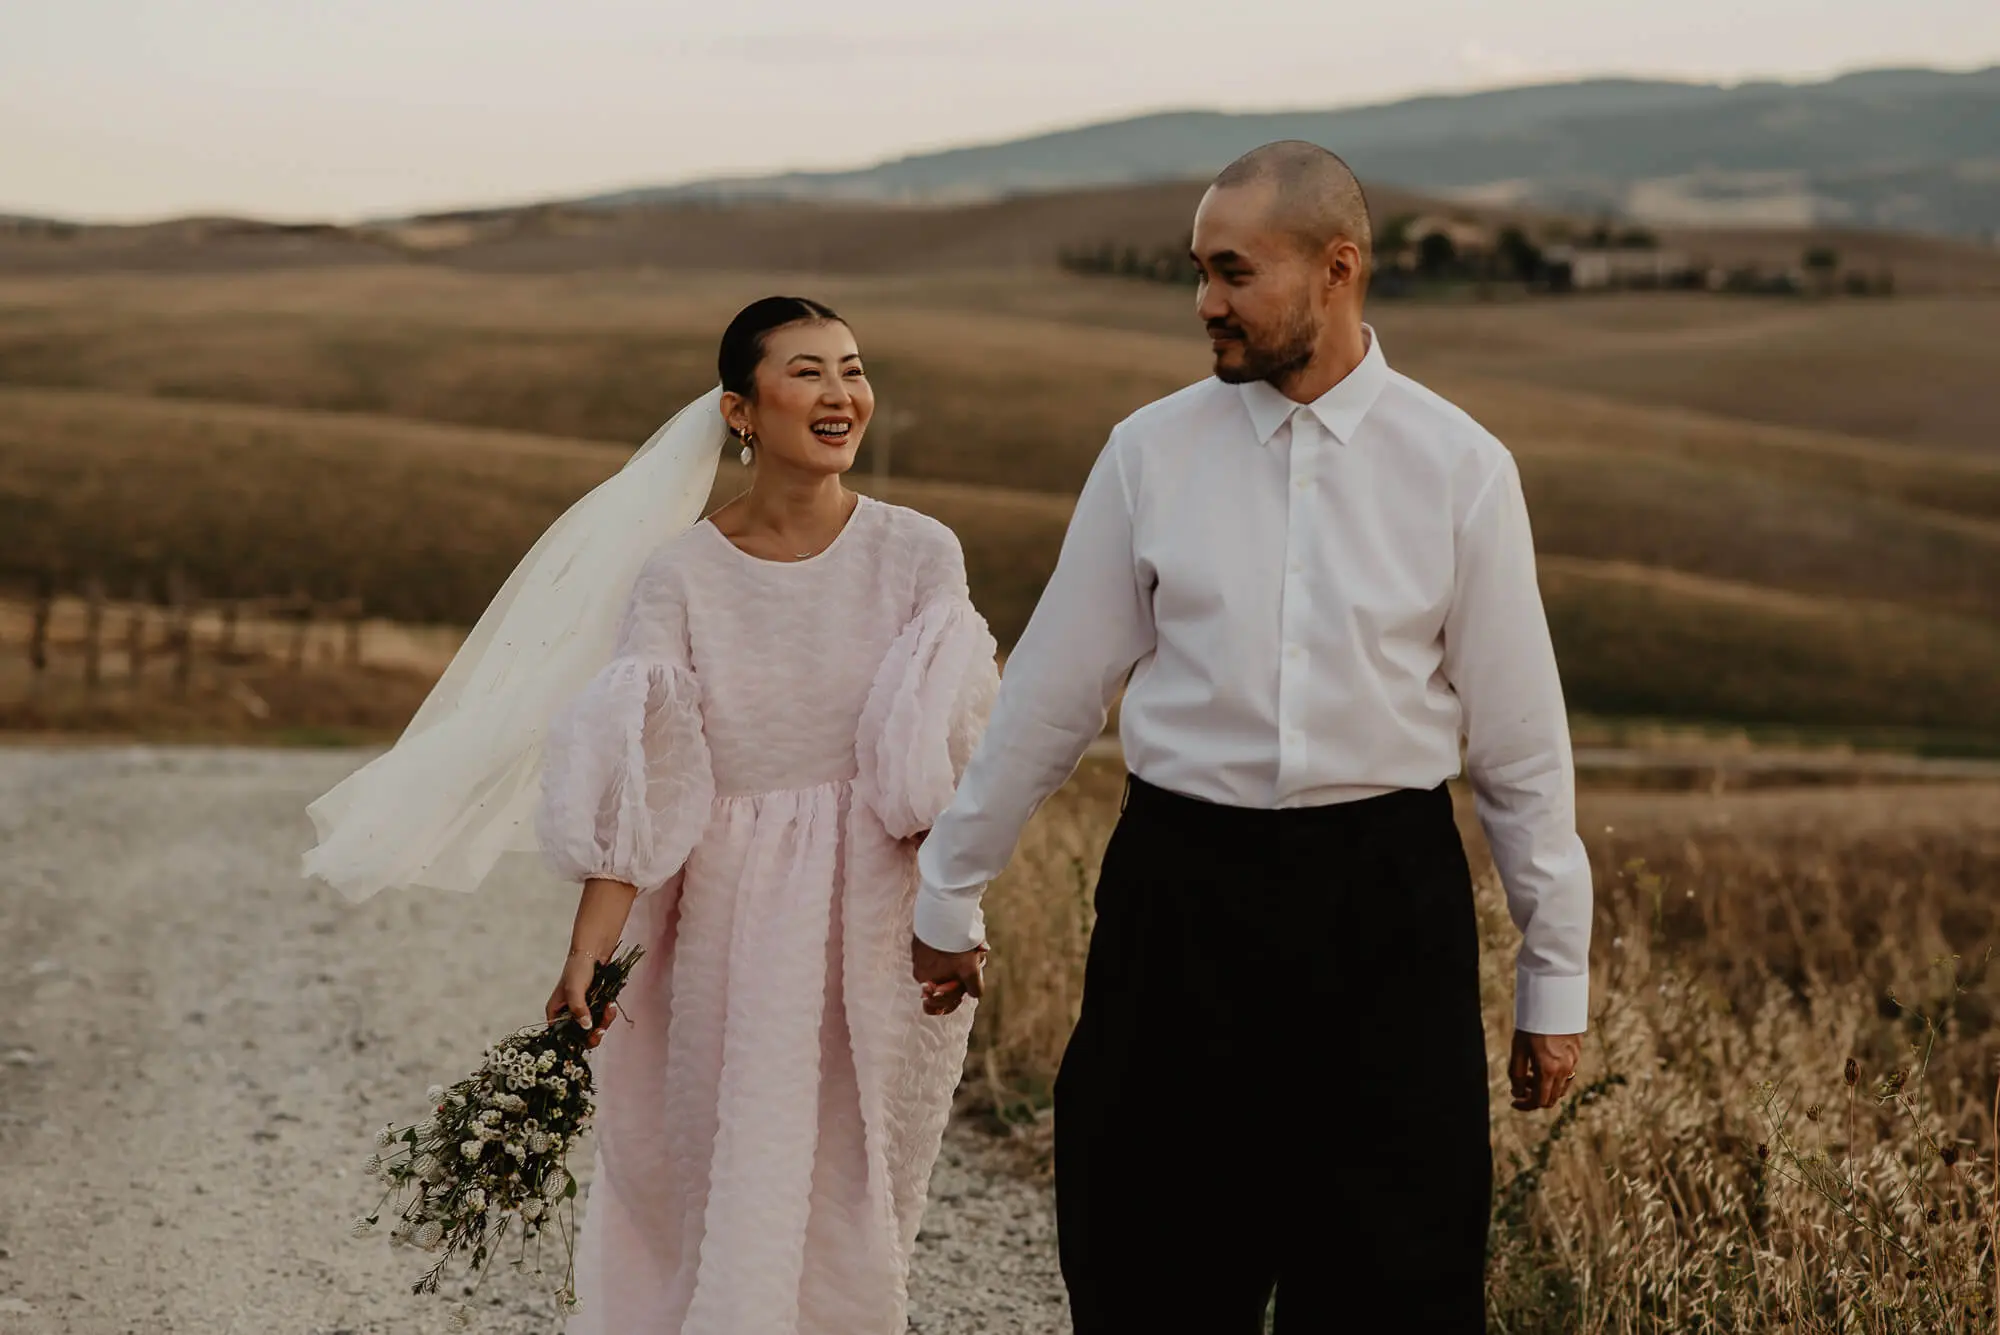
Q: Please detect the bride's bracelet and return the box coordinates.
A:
[567,945,607,965]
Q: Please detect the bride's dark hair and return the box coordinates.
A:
[718,296,845,399]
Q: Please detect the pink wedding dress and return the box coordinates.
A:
[536,497,998,1334]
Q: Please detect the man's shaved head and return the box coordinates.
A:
[1211,140,1373,266]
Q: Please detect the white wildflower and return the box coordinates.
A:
[521,1199,545,1221]
[413,1220,445,1251]
[363,1154,382,1177]
[446,1303,474,1331]
[528,1131,551,1155]
[375,1126,396,1148]
[426,1084,446,1103]
[542,1167,570,1199]
[412,1153,443,1182]
[414,1118,438,1139]
[348,1216,377,1239]
[464,1187,486,1211]
[537,1050,556,1071]
[460,1140,484,1161]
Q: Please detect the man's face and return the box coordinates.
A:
[1190,183,1321,386]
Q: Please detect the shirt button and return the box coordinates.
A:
[1294,477,1309,491]
[1286,644,1302,659]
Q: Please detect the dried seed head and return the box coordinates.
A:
[1806,1103,1822,1122]
[1928,1208,1942,1225]
[1844,1057,1859,1086]
[1942,1145,1960,1166]
[1757,1142,1768,1160]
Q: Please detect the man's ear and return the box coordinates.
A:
[1326,238,1363,291]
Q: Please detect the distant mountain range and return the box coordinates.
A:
[588,67,2000,239]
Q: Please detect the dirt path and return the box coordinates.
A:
[0,746,1068,1335]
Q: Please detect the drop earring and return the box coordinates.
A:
[737,428,755,467]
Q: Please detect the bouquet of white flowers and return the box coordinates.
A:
[353,943,643,1327]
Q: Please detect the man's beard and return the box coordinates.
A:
[1210,299,1319,386]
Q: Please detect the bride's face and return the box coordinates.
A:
[730,321,874,477]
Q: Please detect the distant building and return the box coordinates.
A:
[1544,244,1697,290]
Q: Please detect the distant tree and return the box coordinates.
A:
[1587,217,1615,248]
[1417,231,1458,277]
[1802,245,1840,297]
[1495,225,1544,281]
[1616,227,1659,250]
[1377,214,1415,256]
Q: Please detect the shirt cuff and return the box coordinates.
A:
[1515,966,1589,1035]
[913,882,987,953]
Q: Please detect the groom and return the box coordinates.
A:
[912,141,1590,1333]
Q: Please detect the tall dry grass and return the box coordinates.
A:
[969,771,2000,1331]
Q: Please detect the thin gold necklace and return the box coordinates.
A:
[788,494,859,560]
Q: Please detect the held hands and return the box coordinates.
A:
[911,936,986,1017]
[544,949,619,1050]
[1509,1029,1584,1111]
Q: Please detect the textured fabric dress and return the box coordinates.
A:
[536,496,999,1335]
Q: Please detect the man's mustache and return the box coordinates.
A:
[1206,322,1245,340]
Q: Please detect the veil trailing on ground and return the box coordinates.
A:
[302,389,729,902]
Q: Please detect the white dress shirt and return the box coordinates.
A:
[916,328,1593,1035]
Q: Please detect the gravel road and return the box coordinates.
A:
[0,746,1069,1335]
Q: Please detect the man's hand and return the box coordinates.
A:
[911,935,986,1017]
[1509,1029,1583,1111]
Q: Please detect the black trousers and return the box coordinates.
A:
[1054,776,1491,1335]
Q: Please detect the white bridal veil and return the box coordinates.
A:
[301,389,729,902]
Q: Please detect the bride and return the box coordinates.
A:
[305,296,1000,1333]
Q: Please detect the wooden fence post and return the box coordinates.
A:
[289,587,311,673]
[28,572,53,696]
[127,584,148,681]
[83,577,105,692]
[344,596,364,666]
[169,567,194,697]
[219,597,239,661]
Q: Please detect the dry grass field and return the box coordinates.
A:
[1,257,1995,749]
[973,760,2000,1332]
[5,188,2000,1331]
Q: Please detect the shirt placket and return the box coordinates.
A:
[1275,406,1315,798]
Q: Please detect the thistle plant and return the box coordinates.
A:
[352,943,644,1324]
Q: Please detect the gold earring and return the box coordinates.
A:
[736,428,755,467]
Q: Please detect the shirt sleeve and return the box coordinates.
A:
[914,432,1156,951]
[1441,455,1593,1034]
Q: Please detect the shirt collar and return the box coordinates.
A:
[1237,324,1389,447]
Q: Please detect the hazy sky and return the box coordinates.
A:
[5,0,1997,222]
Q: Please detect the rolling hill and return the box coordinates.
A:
[2,264,1997,748]
[594,67,2000,239]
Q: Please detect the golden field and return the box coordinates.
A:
[976,759,2000,1333]
[3,187,1999,1332]
[1,257,1995,749]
